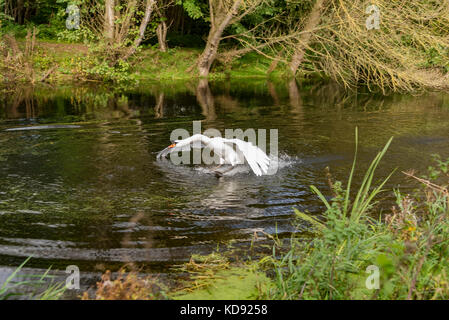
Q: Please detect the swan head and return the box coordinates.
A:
[157,140,179,159]
[168,141,177,148]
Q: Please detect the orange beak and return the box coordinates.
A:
[168,143,176,148]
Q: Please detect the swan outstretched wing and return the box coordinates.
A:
[223,139,270,176]
[157,135,270,177]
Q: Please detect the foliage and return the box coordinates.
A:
[262,129,393,299]
[0,28,38,83]
[0,0,448,90]
[0,257,66,300]
[82,267,166,300]
[265,133,449,299]
[175,0,206,20]
[56,26,97,44]
[297,0,449,92]
[70,42,138,83]
[171,252,270,300]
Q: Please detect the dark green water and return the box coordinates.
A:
[1,80,449,280]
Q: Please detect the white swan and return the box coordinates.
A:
[157,134,270,176]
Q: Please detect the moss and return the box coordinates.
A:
[172,267,271,300]
[168,252,271,300]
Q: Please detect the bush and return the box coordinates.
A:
[267,130,449,299]
[305,1,449,92]
[82,268,165,300]
[71,43,137,84]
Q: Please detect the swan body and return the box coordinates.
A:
[157,134,270,176]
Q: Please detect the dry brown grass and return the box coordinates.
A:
[298,0,449,92]
[82,267,164,300]
[0,28,38,83]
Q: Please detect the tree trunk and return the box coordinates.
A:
[197,30,221,77]
[289,0,326,75]
[122,0,157,61]
[196,0,242,77]
[104,0,115,42]
[267,49,284,74]
[156,21,168,52]
[16,0,24,24]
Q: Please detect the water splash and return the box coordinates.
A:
[155,152,301,177]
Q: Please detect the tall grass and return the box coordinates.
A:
[311,127,394,223]
[0,257,66,300]
[265,130,449,299]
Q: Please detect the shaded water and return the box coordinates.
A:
[1,80,449,278]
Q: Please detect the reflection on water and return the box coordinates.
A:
[1,80,449,276]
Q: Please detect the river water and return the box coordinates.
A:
[0,80,449,280]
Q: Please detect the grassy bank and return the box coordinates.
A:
[0,257,66,300]
[0,30,446,91]
[264,137,449,300]
[1,1,448,92]
[0,39,288,85]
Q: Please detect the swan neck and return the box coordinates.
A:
[191,134,210,144]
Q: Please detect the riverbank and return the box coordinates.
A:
[1,36,447,93]
[0,40,290,85]
[2,1,449,93]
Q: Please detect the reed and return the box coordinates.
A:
[0,257,66,300]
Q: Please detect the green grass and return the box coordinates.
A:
[169,252,270,300]
[173,268,270,300]
[263,130,449,300]
[136,48,285,81]
[136,47,202,81]
[3,39,289,84]
[0,257,66,300]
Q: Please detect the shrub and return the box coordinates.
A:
[267,129,449,299]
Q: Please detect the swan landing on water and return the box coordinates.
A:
[157,134,270,176]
